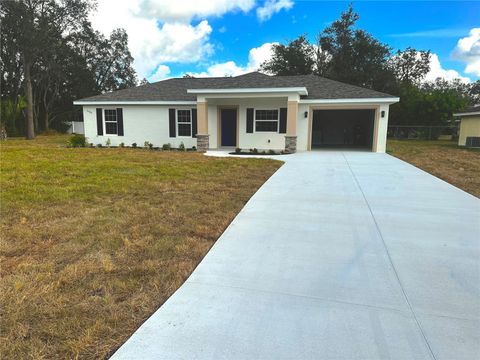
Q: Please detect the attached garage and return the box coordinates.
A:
[311,109,376,150]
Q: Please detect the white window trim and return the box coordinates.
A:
[254,108,280,133]
[103,108,119,136]
[176,109,192,138]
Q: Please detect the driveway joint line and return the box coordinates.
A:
[342,152,437,360]
[187,280,411,316]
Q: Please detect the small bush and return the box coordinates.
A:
[119,142,125,148]
[144,141,153,149]
[162,143,171,150]
[67,134,87,148]
[89,143,94,148]
[131,143,137,148]
[252,148,258,154]
[235,147,241,154]
[96,143,103,148]
[105,138,111,147]
[178,142,185,151]
[191,146,197,151]
[268,149,275,155]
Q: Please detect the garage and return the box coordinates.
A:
[311,109,376,150]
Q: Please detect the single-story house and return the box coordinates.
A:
[73,72,399,153]
[453,105,480,147]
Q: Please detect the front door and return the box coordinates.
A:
[221,108,237,147]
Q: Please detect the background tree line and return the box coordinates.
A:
[1,0,138,138]
[261,5,479,127]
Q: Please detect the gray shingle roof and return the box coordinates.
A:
[455,105,480,115]
[76,72,395,102]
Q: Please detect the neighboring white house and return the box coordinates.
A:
[453,105,480,148]
[73,72,399,153]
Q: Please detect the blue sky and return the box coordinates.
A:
[91,1,480,82]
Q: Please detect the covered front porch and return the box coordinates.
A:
[189,87,306,153]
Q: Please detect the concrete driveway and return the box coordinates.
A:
[112,151,480,360]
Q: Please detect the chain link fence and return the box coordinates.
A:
[387,125,458,141]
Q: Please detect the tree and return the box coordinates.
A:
[0,1,139,136]
[390,47,431,84]
[261,35,315,75]
[1,0,93,138]
[318,4,392,90]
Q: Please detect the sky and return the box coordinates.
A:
[89,0,480,83]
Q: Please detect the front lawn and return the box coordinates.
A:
[387,139,480,197]
[0,135,281,359]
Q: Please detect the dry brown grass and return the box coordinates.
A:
[387,139,480,197]
[0,135,282,359]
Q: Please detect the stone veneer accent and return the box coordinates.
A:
[197,134,210,152]
[285,135,297,153]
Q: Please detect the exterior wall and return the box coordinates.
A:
[458,116,480,146]
[375,104,390,153]
[82,100,392,152]
[83,105,197,148]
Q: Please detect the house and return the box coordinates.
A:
[73,72,399,153]
[453,105,480,148]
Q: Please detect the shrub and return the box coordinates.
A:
[178,142,185,151]
[119,142,125,148]
[144,141,153,149]
[131,142,137,148]
[190,146,197,151]
[67,134,87,148]
[268,149,275,155]
[162,143,171,150]
[252,148,258,154]
[89,143,94,148]
[235,147,241,154]
[96,143,103,148]
[105,138,111,147]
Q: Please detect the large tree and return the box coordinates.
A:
[317,5,392,90]
[260,35,315,75]
[0,0,138,138]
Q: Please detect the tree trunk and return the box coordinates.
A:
[44,112,49,131]
[23,54,35,139]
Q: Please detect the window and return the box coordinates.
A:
[177,109,192,137]
[255,109,279,132]
[104,109,118,135]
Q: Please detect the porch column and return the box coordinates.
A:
[196,100,209,151]
[285,100,298,153]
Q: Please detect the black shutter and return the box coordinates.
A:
[279,108,287,134]
[169,108,176,137]
[246,108,254,133]
[96,108,103,135]
[116,108,124,136]
[191,109,197,138]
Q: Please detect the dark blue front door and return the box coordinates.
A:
[221,109,237,147]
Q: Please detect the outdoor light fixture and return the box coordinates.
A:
[304,111,308,118]
[381,111,385,118]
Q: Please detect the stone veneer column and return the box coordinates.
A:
[285,100,298,153]
[196,100,209,151]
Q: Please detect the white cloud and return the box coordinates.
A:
[425,54,470,83]
[186,42,276,77]
[136,0,256,22]
[149,65,171,82]
[90,0,291,80]
[256,0,294,22]
[453,28,480,76]
[91,1,217,79]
